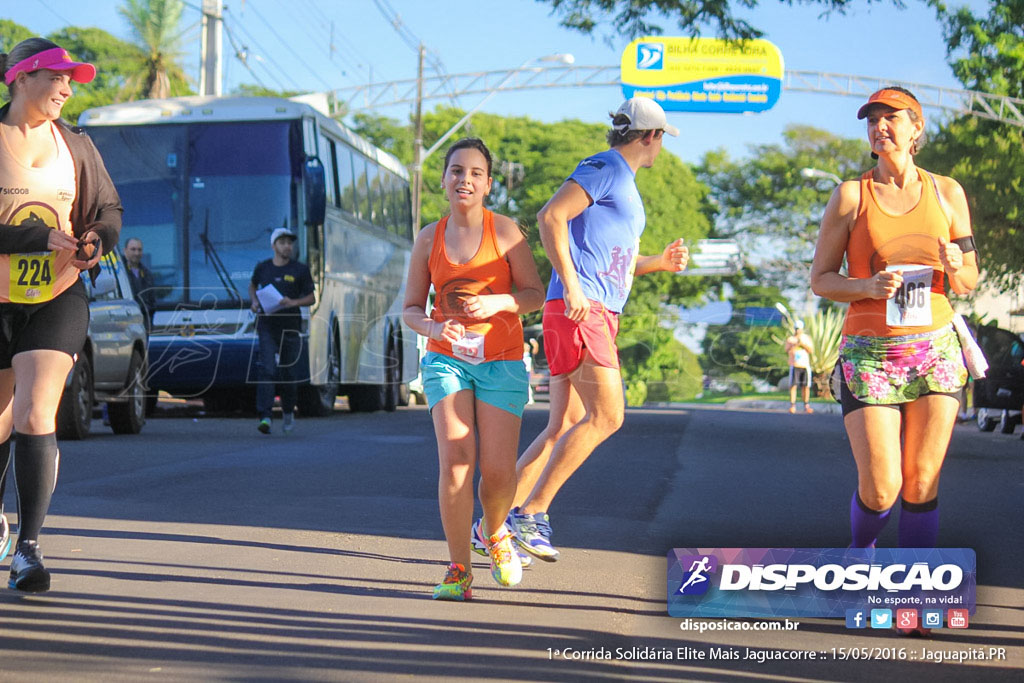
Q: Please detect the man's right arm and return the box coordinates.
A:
[537,180,592,322]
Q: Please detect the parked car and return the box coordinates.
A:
[57,251,149,440]
[970,323,1024,434]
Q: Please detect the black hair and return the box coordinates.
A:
[0,37,62,97]
[443,137,492,179]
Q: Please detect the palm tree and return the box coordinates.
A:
[774,305,845,399]
[118,0,189,100]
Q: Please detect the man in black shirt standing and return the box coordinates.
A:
[249,228,315,434]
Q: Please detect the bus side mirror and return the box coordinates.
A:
[303,156,326,226]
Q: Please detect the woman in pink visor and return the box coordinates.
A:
[0,38,122,593]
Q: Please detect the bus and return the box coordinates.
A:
[79,96,418,415]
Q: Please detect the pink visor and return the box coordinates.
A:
[4,47,96,86]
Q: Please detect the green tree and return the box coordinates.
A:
[918,0,1024,292]
[697,125,870,293]
[700,281,789,389]
[118,0,190,100]
[537,0,902,41]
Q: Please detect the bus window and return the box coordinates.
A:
[366,160,382,225]
[336,144,356,215]
[354,154,370,222]
[383,170,401,236]
[318,134,338,207]
[85,124,186,304]
[399,182,413,236]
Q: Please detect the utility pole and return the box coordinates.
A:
[411,44,425,236]
[199,0,223,96]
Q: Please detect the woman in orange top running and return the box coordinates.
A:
[403,138,544,600]
[810,87,978,559]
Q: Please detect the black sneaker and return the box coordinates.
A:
[9,540,50,593]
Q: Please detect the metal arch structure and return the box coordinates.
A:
[332,65,1024,128]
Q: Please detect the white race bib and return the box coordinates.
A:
[451,331,485,365]
[886,264,933,327]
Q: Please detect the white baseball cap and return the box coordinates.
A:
[795,320,805,329]
[614,97,679,136]
[270,227,297,246]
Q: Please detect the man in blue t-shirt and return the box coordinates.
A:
[249,228,316,434]
[509,97,690,561]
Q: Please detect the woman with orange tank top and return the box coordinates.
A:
[810,88,978,600]
[402,138,544,600]
[0,38,121,594]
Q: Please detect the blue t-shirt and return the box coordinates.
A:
[546,149,645,313]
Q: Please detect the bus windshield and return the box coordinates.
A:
[88,120,300,307]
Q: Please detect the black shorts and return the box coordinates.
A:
[0,278,89,369]
[789,366,810,388]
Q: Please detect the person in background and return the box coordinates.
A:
[248,228,315,435]
[785,319,814,414]
[122,237,155,331]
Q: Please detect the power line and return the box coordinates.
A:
[221,17,285,91]
[370,0,461,107]
[223,9,294,90]
[245,1,335,91]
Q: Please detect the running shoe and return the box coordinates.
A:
[510,507,559,562]
[470,518,533,569]
[0,514,9,564]
[432,562,473,601]
[788,404,796,414]
[282,413,295,434]
[805,405,814,414]
[475,524,522,587]
[257,418,271,434]
[9,540,50,593]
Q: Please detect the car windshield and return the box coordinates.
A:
[88,121,300,307]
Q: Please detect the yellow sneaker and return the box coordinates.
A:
[432,563,473,601]
[477,524,523,587]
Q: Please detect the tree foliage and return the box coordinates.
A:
[919,0,1024,291]
[537,0,903,41]
[700,281,789,386]
[117,0,191,100]
[698,124,870,293]
[352,107,713,401]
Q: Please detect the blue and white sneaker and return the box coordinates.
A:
[0,514,9,563]
[9,540,50,593]
[471,517,532,569]
[510,507,559,562]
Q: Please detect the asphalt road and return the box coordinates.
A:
[0,401,1021,682]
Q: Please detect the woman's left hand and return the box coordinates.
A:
[71,230,103,270]
[938,237,964,275]
[462,294,504,320]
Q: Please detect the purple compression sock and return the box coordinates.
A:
[898,498,939,548]
[850,491,892,548]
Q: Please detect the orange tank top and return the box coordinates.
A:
[425,209,523,362]
[843,168,957,337]
[0,121,80,304]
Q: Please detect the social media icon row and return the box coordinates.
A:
[845,609,969,629]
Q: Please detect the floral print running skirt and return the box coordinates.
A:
[840,325,967,404]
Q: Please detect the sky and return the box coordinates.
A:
[5,0,990,164]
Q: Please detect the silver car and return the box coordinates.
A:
[57,251,149,440]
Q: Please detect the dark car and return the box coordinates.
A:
[970,324,1024,434]
[57,251,149,440]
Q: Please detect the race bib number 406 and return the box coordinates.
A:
[886,264,933,327]
[10,252,57,303]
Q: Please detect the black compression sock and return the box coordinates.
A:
[14,432,58,542]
